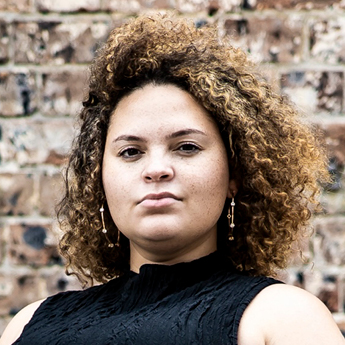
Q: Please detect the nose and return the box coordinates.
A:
[142,154,174,182]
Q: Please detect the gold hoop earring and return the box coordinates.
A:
[227,198,235,241]
[100,205,120,248]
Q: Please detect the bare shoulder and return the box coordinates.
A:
[238,284,345,345]
[0,299,45,345]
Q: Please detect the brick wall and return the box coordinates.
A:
[0,0,345,334]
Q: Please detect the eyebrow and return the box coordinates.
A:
[112,128,206,143]
[113,135,144,143]
[167,128,206,139]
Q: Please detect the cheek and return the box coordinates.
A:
[102,168,128,230]
[191,156,229,205]
[102,161,124,206]
[207,155,229,188]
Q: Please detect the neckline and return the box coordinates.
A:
[107,251,234,309]
[128,251,232,289]
[137,250,223,271]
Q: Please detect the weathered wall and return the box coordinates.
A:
[0,0,345,334]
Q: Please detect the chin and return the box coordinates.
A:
[131,217,184,241]
[137,227,180,242]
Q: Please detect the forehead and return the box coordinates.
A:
[109,84,218,134]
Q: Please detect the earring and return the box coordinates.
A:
[100,205,120,248]
[227,198,235,241]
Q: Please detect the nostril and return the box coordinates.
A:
[142,167,174,182]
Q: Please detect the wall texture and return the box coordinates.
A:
[0,0,345,334]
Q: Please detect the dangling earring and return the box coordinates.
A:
[227,198,235,241]
[100,205,120,248]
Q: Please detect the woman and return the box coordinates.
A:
[1,13,344,345]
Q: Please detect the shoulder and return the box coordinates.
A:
[238,284,345,345]
[0,299,45,345]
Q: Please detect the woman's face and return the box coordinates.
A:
[102,84,232,267]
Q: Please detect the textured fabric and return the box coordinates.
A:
[13,252,281,345]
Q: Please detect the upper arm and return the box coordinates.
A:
[0,299,45,345]
[238,284,345,345]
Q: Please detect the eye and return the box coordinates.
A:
[176,143,201,154]
[119,147,143,159]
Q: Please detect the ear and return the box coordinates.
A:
[227,179,238,199]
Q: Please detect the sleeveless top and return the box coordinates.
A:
[13,252,281,345]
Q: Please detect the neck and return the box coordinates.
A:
[129,236,217,273]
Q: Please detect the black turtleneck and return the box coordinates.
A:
[13,252,281,345]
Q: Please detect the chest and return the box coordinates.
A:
[16,271,274,345]
[59,291,234,345]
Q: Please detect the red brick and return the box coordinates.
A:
[0,224,5,264]
[281,71,344,114]
[102,0,140,13]
[40,267,82,296]
[36,0,101,13]
[254,0,342,10]
[321,188,345,215]
[0,0,7,10]
[8,223,61,267]
[310,18,345,64]
[317,275,339,312]
[0,119,74,167]
[175,0,236,13]
[42,70,87,116]
[7,0,31,12]
[0,273,41,316]
[277,269,305,288]
[0,21,9,64]
[317,122,345,204]
[0,174,35,217]
[321,123,345,166]
[338,275,345,314]
[13,20,110,65]
[0,71,37,117]
[0,268,81,321]
[103,0,234,13]
[223,15,304,63]
[39,173,64,217]
[312,216,345,266]
[104,0,177,12]
[150,0,178,8]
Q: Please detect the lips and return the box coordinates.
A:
[138,192,181,208]
[139,192,180,203]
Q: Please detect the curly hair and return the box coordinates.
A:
[57,12,329,286]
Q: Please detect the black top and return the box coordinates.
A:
[13,252,281,345]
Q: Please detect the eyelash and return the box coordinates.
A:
[175,142,201,154]
[118,142,201,159]
[119,147,143,158]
